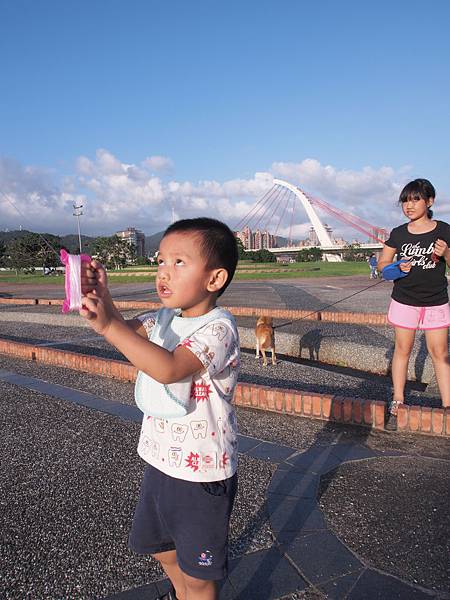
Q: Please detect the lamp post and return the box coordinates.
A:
[73,203,83,254]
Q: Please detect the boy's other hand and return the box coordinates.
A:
[81,260,107,295]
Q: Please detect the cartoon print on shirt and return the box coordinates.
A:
[179,338,193,349]
[154,418,166,434]
[216,417,223,440]
[201,452,217,471]
[191,379,212,402]
[171,423,189,442]
[185,451,201,472]
[136,311,240,480]
[184,451,217,472]
[151,440,160,459]
[219,452,229,469]
[400,242,437,270]
[210,322,228,341]
[168,447,183,467]
[190,420,208,439]
[139,435,152,455]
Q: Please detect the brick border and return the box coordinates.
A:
[0,297,389,325]
[0,337,448,437]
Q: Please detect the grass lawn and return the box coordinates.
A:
[0,261,372,285]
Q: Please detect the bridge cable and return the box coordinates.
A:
[273,187,292,237]
[233,185,276,231]
[262,186,289,233]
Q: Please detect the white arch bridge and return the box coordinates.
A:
[236,178,387,262]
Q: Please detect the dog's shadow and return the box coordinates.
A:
[299,328,323,361]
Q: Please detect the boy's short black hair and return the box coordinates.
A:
[399,178,435,218]
[163,217,238,297]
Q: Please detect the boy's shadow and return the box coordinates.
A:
[228,399,372,599]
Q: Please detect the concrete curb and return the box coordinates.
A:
[0,309,436,384]
[1,337,448,437]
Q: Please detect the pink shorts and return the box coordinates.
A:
[388,299,450,330]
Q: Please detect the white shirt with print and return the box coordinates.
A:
[135,308,240,482]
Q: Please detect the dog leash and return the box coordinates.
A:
[272,277,388,330]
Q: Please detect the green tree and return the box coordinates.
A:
[92,235,135,269]
[251,249,277,263]
[342,243,370,262]
[0,240,5,267]
[235,237,247,260]
[296,247,323,262]
[135,256,150,266]
[5,233,62,274]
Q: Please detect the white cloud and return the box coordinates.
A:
[142,155,175,174]
[1,152,449,242]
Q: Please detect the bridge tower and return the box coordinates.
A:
[273,178,342,262]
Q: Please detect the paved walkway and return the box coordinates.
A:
[1,358,449,600]
[0,274,395,314]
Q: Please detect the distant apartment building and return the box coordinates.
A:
[235,227,276,250]
[116,227,145,257]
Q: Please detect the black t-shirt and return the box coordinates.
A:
[385,220,450,306]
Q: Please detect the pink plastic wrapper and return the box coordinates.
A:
[60,249,91,313]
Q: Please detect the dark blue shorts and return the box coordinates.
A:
[129,464,238,580]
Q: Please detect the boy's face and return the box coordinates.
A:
[156,231,223,317]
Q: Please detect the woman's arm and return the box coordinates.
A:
[377,245,397,272]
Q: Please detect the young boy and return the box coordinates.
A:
[80,218,240,600]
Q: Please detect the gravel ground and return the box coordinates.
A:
[2,353,450,462]
[0,380,274,600]
[318,457,450,593]
[0,315,442,408]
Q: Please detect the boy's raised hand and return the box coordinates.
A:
[79,260,122,336]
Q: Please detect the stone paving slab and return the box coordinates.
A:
[1,356,449,599]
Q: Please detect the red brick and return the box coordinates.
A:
[363,401,373,425]
[353,399,362,424]
[303,395,312,415]
[312,395,322,417]
[294,393,302,414]
[285,392,293,413]
[259,390,268,410]
[322,395,332,419]
[275,391,284,412]
[243,386,251,407]
[397,404,408,430]
[373,401,385,429]
[445,410,450,436]
[431,409,444,435]
[251,386,259,408]
[265,389,274,410]
[332,397,343,421]
[233,385,241,405]
[409,406,421,431]
[420,407,432,433]
[343,398,352,422]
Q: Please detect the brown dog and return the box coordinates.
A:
[255,316,276,366]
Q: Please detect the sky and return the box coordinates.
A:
[1,0,449,241]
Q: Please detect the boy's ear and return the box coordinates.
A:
[207,268,228,293]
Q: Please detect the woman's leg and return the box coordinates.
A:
[391,327,416,409]
[424,328,450,407]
